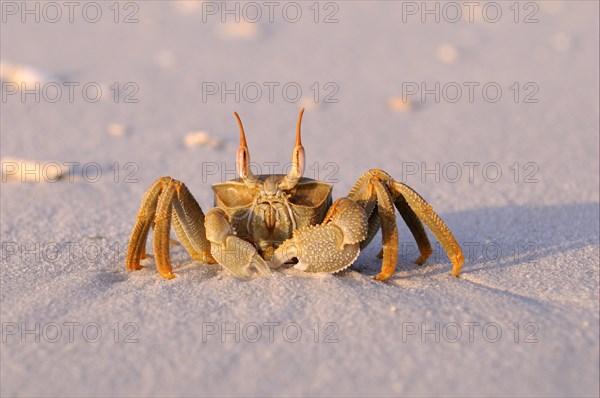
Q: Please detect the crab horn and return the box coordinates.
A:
[234,112,259,187]
[279,108,306,190]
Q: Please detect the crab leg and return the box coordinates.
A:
[153,180,178,279]
[345,169,462,280]
[388,180,463,277]
[171,182,215,264]
[126,177,215,279]
[204,208,270,278]
[350,170,434,267]
[347,172,401,280]
[125,177,169,271]
[374,196,432,263]
[371,179,399,281]
[394,194,433,265]
[347,173,379,250]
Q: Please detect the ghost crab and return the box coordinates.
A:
[125,109,463,281]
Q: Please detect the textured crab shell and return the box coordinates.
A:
[211,176,333,243]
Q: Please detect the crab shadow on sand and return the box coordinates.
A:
[355,202,599,280]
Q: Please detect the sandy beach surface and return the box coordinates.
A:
[1,1,598,396]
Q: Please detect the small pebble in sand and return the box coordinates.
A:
[389,306,397,313]
[1,158,66,183]
[437,44,459,64]
[540,1,564,15]
[0,62,52,85]
[184,131,222,149]
[171,0,202,14]
[185,131,210,147]
[217,21,260,40]
[388,96,412,112]
[155,50,176,69]
[551,32,571,52]
[107,123,127,137]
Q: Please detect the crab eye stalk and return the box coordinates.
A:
[234,112,260,188]
[279,108,306,190]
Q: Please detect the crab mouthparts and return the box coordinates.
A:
[264,204,277,231]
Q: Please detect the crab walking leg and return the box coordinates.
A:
[371,179,399,281]
[347,173,380,250]
[171,182,215,264]
[125,177,170,271]
[394,194,433,265]
[126,177,216,279]
[347,171,401,280]
[204,208,270,278]
[372,193,433,266]
[171,210,199,258]
[389,181,464,277]
[152,180,178,279]
[364,209,381,253]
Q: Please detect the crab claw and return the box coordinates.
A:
[270,198,368,273]
[205,209,270,278]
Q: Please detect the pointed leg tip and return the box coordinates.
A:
[451,263,462,277]
[374,272,392,282]
[451,255,463,277]
[200,252,217,264]
[126,264,144,271]
[159,271,177,280]
[415,256,427,265]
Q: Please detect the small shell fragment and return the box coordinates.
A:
[551,33,571,52]
[217,21,260,40]
[540,1,564,15]
[171,0,202,14]
[1,158,67,183]
[155,50,176,69]
[184,131,212,148]
[0,62,52,85]
[388,96,412,112]
[107,123,127,137]
[185,131,210,147]
[437,44,459,64]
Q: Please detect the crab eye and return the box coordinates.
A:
[288,181,332,207]
[212,181,254,209]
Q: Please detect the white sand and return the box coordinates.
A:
[1,2,598,397]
